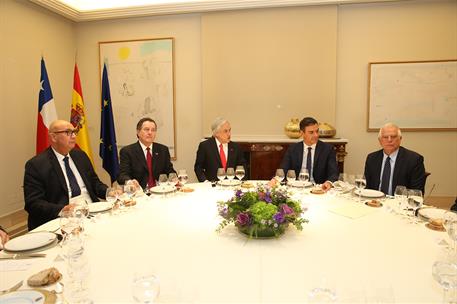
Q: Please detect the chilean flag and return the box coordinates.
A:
[36,58,58,154]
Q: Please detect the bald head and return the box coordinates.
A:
[48,120,77,155]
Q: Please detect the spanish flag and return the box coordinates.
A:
[70,63,94,165]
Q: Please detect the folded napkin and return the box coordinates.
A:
[27,267,62,287]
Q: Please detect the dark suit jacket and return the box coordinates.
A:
[364,146,426,193]
[24,147,108,230]
[280,140,339,184]
[118,141,175,188]
[194,137,246,182]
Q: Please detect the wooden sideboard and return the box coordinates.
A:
[235,137,348,180]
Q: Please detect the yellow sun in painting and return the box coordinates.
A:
[118,47,130,60]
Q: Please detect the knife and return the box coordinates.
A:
[0,253,46,260]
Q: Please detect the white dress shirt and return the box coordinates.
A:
[301,143,316,182]
[378,149,399,195]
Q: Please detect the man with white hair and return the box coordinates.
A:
[364,123,426,195]
[194,118,246,182]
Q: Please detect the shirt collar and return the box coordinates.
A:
[304,143,317,150]
[215,138,227,148]
[52,147,68,161]
[383,148,399,161]
[139,141,152,152]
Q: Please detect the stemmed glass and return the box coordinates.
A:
[168,173,179,187]
[158,174,168,191]
[354,174,366,203]
[394,186,407,216]
[235,166,245,181]
[407,189,423,223]
[178,169,188,187]
[286,170,296,187]
[217,168,226,186]
[432,261,457,304]
[58,209,79,259]
[443,211,457,255]
[299,169,310,185]
[106,186,122,214]
[132,274,160,303]
[124,182,137,209]
[274,169,285,185]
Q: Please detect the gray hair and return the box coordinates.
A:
[378,122,402,138]
[211,117,228,136]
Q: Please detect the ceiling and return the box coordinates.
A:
[29,0,405,22]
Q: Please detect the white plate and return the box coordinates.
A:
[0,290,45,304]
[89,201,113,213]
[4,232,57,252]
[288,180,313,188]
[217,179,242,186]
[418,207,448,220]
[354,189,385,198]
[150,185,177,194]
[33,218,60,233]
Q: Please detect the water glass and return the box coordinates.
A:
[158,174,168,190]
[407,189,423,223]
[178,169,188,186]
[354,174,366,203]
[235,165,245,181]
[443,211,457,254]
[226,168,235,181]
[132,274,160,303]
[432,261,457,303]
[217,168,226,183]
[286,170,296,185]
[394,185,407,215]
[274,169,285,184]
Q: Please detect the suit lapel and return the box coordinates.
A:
[211,138,222,168]
[151,143,160,175]
[312,141,321,171]
[227,142,235,167]
[70,150,91,192]
[135,142,148,172]
[373,150,384,189]
[48,148,69,195]
[392,147,404,188]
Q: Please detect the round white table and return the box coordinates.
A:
[0,182,450,303]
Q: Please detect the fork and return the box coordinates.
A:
[0,280,23,294]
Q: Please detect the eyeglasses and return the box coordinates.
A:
[52,129,78,136]
[381,135,398,140]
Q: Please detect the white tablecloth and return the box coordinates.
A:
[0,182,450,303]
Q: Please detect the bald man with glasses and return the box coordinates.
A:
[24,120,107,230]
[364,123,426,196]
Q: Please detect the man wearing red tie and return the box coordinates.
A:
[118,117,175,189]
[194,118,246,182]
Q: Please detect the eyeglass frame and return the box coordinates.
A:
[52,129,79,136]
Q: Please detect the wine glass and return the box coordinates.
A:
[132,274,160,303]
[235,165,245,181]
[432,261,457,304]
[407,189,423,223]
[354,174,366,203]
[394,186,407,216]
[443,211,457,255]
[168,173,179,187]
[217,168,226,185]
[124,183,137,209]
[226,167,235,181]
[299,169,310,184]
[158,174,168,190]
[59,209,78,258]
[106,186,122,215]
[178,169,188,187]
[274,169,285,184]
[286,170,296,186]
[308,278,337,303]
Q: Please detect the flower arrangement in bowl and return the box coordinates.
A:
[217,186,308,238]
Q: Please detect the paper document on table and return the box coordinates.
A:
[0,260,35,271]
[328,203,377,219]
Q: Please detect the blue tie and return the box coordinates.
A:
[64,156,81,197]
[306,147,312,177]
[380,156,391,195]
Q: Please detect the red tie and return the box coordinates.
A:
[146,147,155,187]
[219,144,227,169]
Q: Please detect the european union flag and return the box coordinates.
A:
[99,63,119,184]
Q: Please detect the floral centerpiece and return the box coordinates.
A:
[217,186,308,238]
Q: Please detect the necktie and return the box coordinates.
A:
[381,156,391,195]
[306,147,312,177]
[63,156,81,197]
[219,144,227,169]
[146,147,155,188]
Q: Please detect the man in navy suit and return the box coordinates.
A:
[118,117,175,189]
[280,117,338,191]
[24,120,108,230]
[194,118,246,182]
[364,123,425,195]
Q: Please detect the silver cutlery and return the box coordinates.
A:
[0,280,23,294]
[0,253,46,260]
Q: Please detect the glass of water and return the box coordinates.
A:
[354,174,366,203]
[407,189,423,223]
[235,165,245,181]
[132,274,160,303]
[432,261,457,304]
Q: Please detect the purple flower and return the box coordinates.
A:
[219,207,229,218]
[236,212,251,226]
[235,190,243,199]
[280,204,294,215]
[264,192,272,203]
[273,212,285,224]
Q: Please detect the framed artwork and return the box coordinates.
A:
[99,38,176,159]
[367,60,457,131]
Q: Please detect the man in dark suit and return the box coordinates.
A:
[364,123,426,195]
[118,117,175,189]
[280,117,338,191]
[194,118,246,182]
[24,120,108,230]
